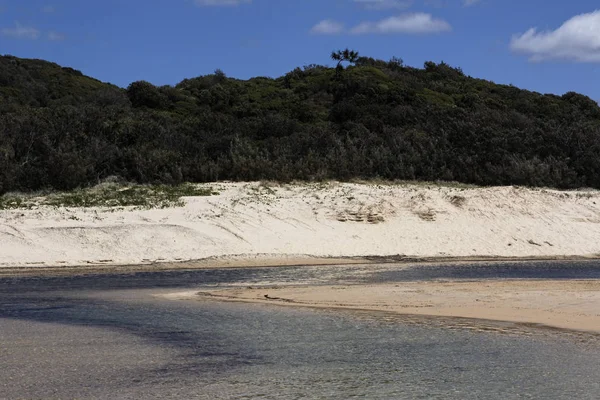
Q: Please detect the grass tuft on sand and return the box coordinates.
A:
[0,183,217,210]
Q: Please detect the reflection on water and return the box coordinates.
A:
[1,261,600,399]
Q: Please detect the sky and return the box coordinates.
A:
[1,0,600,99]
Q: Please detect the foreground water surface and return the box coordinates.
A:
[1,261,600,399]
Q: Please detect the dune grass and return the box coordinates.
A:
[0,183,216,210]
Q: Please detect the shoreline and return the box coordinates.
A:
[194,292,600,339]
[2,250,598,336]
[1,254,599,277]
[163,278,600,335]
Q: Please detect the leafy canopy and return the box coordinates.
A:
[331,49,360,69]
[1,51,600,195]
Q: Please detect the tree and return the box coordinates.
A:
[388,56,404,70]
[126,81,165,109]
[331,49,360,70]
[214,69,227,83]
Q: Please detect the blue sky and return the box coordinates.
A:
[1,0,600,99]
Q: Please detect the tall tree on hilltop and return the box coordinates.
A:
[331,49,360,70]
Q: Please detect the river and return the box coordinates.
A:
[1,261,599,399]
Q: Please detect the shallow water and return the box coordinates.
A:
[1,261,600,399]
[2,260,600,294]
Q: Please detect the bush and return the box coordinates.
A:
[1,53,600,193]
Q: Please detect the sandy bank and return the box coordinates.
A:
[2,181,600,269]
[173,280,600,334]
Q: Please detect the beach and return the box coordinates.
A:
[170,278,600,334]
[2,181,600,269]
[3,181,600,333]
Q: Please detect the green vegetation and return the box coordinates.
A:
[0,183,214,210]
[331,48,360,70]
[1,51,600,194]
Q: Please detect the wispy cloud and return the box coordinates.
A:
[42,5,56,13]
[463,0,480,6]
[193,0,251,6]
[48,31,66,41]
[511,10,600,62]
[310,19,345,35]
[1,22,40,39]
[350,13,452,34]
[354,0,413,10]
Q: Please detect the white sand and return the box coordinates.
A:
[2,182,600,268]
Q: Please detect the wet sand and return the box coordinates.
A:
[171,279,600,334]
[1,254,597,277]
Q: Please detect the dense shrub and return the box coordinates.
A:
[1,54,600,194]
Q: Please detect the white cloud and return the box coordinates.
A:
[511,10,600,62]
[354,0,413,10]
[48,31,65,41]
[463,0,480,6]
[310,19,345,35]
[193,0,251,6]
[1,22,40,39]
[350,13,452,34]
[42,5,56,13]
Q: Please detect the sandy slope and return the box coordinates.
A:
[170,280,600,334]
[2,182,600,268]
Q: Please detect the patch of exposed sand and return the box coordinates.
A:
[173,280,600,334]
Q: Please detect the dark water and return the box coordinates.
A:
[1,261,600,399]
[2,260,600,294]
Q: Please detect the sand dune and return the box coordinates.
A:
[2,182,600,268]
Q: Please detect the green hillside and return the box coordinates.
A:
[1,52,600,194]
[0,56,121,110]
